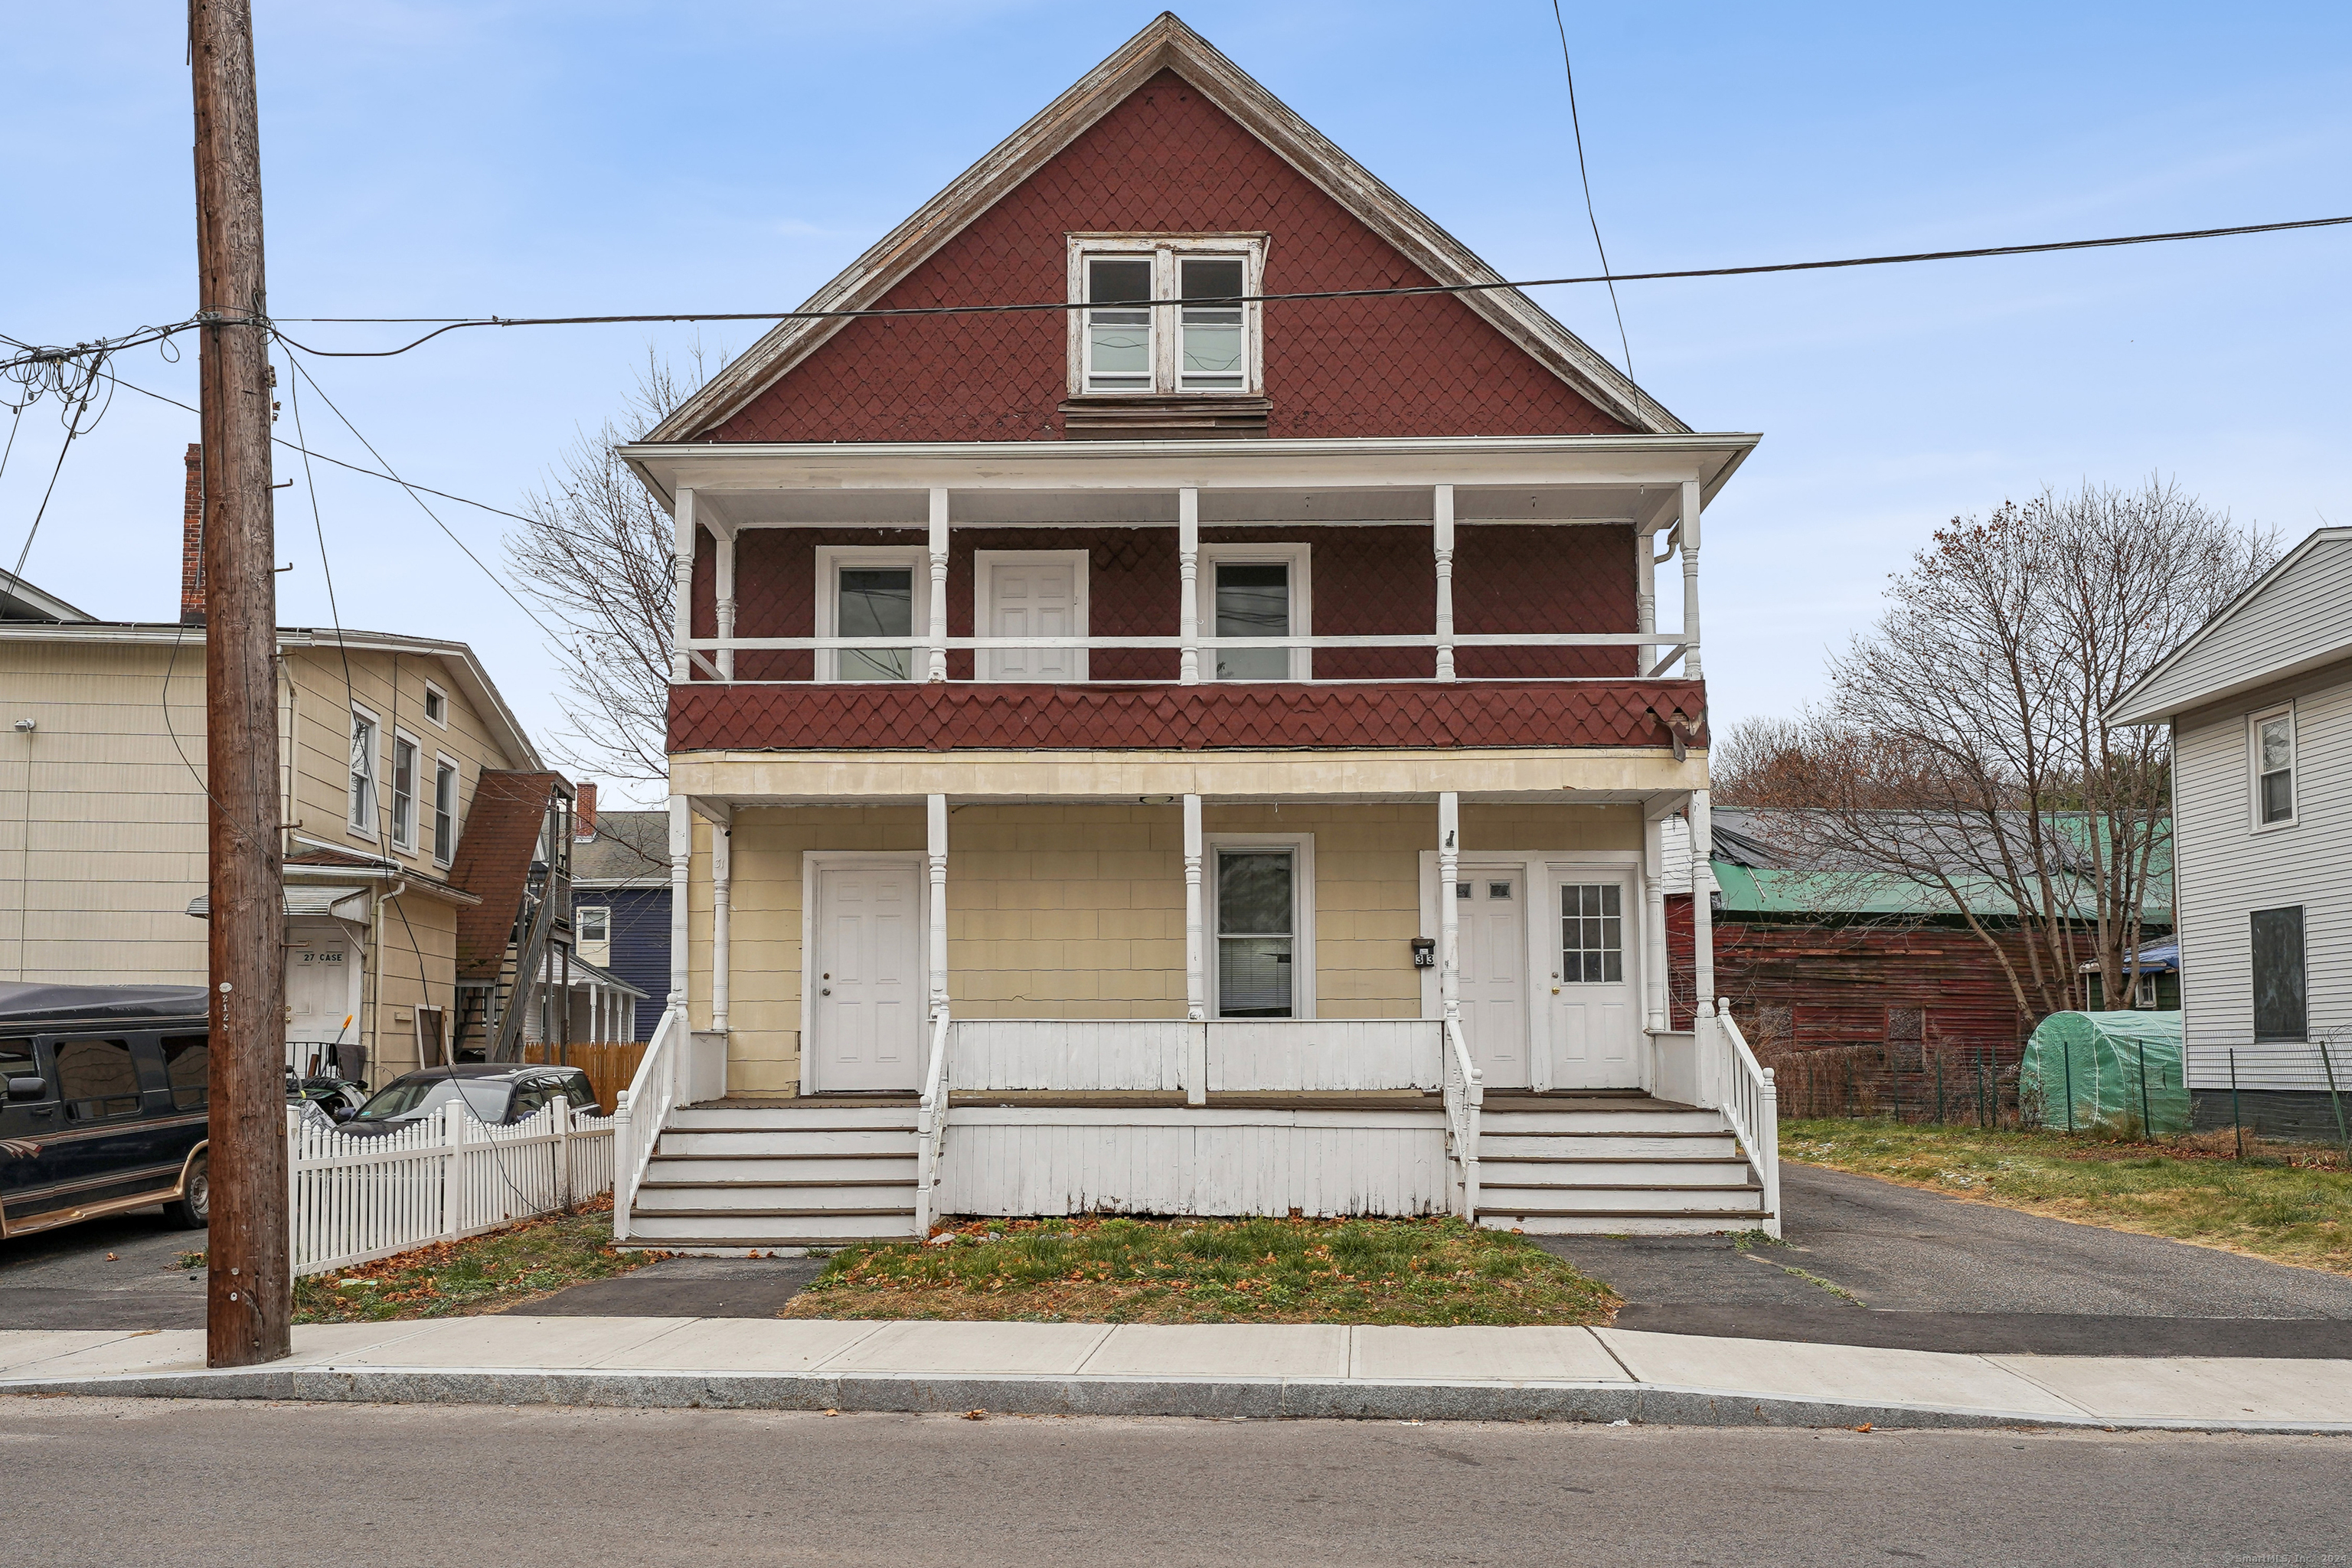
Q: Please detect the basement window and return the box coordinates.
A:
[1070,236,1265,396]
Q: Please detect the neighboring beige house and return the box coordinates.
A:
[0,447,553,1087]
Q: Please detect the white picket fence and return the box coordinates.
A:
[286,1099,616,1277]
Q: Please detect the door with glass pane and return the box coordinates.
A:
[1456,874,1530,1088]
[830,564,918,681]
[1215,848,1298,1018]
[1547,874,1639,1089]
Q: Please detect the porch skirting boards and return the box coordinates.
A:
[939,1106,1449,1219]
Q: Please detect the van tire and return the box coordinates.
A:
[163,1155,209,1229]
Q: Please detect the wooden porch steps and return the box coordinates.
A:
[620,1101,924,1250]
[1472,1096,1772,1236]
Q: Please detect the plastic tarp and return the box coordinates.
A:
[2020,1011,2189,1134]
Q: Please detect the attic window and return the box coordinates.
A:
[1070,235,1265,397]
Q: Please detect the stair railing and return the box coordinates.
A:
[913,1010,953,1236]
[611,1001,685,1243]
[1706,999,1782,1239]
[1441,1017,1483,1222]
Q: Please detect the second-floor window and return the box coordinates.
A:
[1199,543,1311,681]
[390,733,419,852]
[433,758,458,866]
[815,547,928,681]
[1071,236,1264,397]
[2252,707,2295,827]
[348,707,379,833]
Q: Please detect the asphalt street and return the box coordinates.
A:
[0,1208,204,1329]
[0,1396,2343,1566]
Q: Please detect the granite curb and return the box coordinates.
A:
[5,1364,2350,1434]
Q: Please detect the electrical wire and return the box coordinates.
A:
[1549,0,1632,383]
[234,211,2352,358]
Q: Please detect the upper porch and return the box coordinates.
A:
[630,434,1753,753]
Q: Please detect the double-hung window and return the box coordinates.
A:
[1198,543,1310,682]
[433,758,459,866]
[815,547,927,682]
[348,707,379,835]
[2252,707,2295,828]
[1208,835,1315,1019]
[1071,237,1265,397]
[390,733,419,852]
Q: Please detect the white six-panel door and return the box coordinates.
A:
[813,864,923,1092]
[1548,871,1639,1089]
[1456,872,1530,1088]
[985,559,1083,681]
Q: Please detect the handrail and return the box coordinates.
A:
[1707,1001,1782,1240]
[688,631,1668,652]
[913,1010,953,1236]
[1441,1017,1483,1223]
[610,1002,684,1243]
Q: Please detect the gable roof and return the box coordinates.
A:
[651,12,1685,445]
[2109,528,2352,724]
[0,567,96,622]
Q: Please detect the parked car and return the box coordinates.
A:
[338,1063,599,1138]
[0,982,211,1238]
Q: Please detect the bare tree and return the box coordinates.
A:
[505,347,722,787]
[1729,480,2272,1020]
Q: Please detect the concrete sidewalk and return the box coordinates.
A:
[2,1318,2348,1433]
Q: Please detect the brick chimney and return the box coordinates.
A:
[573,782,598,841]
[179,443,205,626]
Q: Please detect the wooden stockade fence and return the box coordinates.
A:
[521,1040,650,1120]
[286,1099,616,1277]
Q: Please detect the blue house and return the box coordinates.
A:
[569,799,670,1042]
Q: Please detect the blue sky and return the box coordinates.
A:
[5,2,2348,802]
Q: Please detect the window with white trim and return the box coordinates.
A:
[1206,832,1315,1019]
[814,546,928,682]
[1069,236,1264,396]
[433,756,459,866]
[389,731,420,852]
[421,681,449,728]
[347,707,379,834]
[2251,707,2295,828]
[1197,543,1311,682]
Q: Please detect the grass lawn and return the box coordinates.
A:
[283,1197,658,1323]
[779,1214,1620,1325]
[1785,1119,2352,1276]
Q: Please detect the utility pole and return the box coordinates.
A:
[192,0,291,1367]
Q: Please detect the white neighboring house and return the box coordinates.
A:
[2110,527,2351,1138]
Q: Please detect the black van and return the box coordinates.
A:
[0,982,211,1240]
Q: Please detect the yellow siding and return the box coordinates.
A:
[689,800,1646,1089]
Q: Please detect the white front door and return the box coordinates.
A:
[812,864,924,1092]
[985,560,1083,681]
[1547,874,1639,1089]
[1456,872,1529,1088]
[285,925,356,1072]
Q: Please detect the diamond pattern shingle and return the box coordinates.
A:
[701,70,1632,444]
[670,680,1705,754]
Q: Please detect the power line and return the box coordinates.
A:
[237,211,2352,358]
[1550,0,1632,382]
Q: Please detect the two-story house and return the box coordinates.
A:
[609,15,1771,1249]
[1,447,591,1088]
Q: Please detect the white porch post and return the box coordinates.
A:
[1690,790,1716,1090]
[714,529,737,682]
[710,820,732,1034]
[1432,484,1456,681]
[668,488,697,684]
[1680,479,1704,680]
[1642,815,1668,1033]
[926,487,949,683]
[1178,485,1200,684]
[926,793,949,1020]
[1438,792,1461,1025]
[1182,794,1206,1023]
[666,793,691,1026]
[1635,518,1657,676]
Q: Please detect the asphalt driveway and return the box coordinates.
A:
[1537,1162,2352,1358]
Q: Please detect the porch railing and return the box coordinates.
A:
[946,1018,1441,1096]
[1704,1001,1781,1239]
[913,1009,953,1236]
[610,1002,685,1243]
[1441,1018,1483,1222]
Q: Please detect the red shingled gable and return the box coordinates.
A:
[702,70,1632,443]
